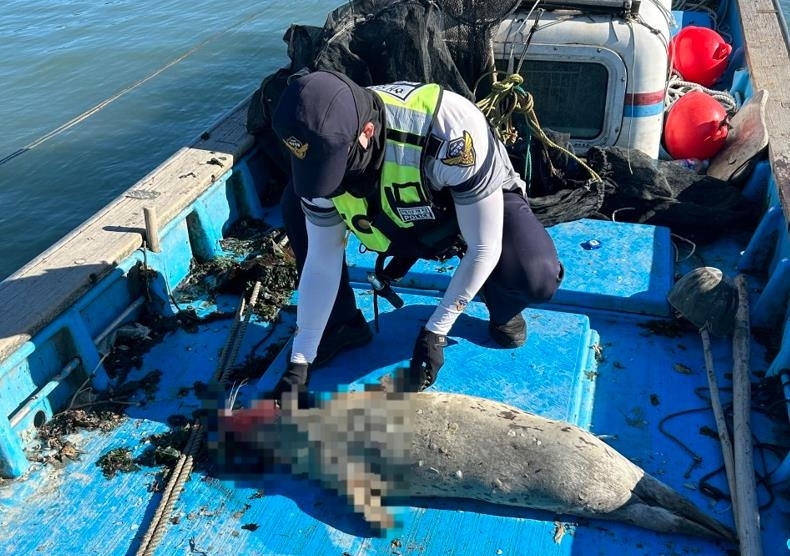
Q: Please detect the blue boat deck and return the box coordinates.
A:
[346,218,675,318]
[2,206,786,555]
[259,292,599,428]
[3,0,790,551]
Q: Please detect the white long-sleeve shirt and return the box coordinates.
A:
[291,89,526,364]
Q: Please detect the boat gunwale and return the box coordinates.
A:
[0,1,787,365]
[738,0,790,224]
[0,99,255,364]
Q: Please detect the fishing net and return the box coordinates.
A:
[431,0,524,86]
[586,146,759,242]
[246,0,524,129]
[246,0,760,240]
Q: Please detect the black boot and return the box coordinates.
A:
[488,313,527,348]
[312,309,373,369]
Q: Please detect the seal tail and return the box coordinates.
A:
[617,474,737,542]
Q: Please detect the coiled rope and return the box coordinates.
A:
[474,71,601,183]
[665,71,738,114]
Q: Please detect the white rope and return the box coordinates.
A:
[644,0,678,32]
[665,72,738,114]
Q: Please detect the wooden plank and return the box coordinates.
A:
[0,99,255,363]
[737,0,790,224]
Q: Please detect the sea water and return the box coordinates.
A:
[0,0,788,280]
[0,0,336,280]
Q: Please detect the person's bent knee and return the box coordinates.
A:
[526,259,563,303]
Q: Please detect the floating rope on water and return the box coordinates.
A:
[0,8,271,167]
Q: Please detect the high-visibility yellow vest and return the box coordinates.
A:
[331,83,460,258]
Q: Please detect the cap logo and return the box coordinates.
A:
[283,136,309,159]
[442,131,475,167]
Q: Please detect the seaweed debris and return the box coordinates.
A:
[135,427,198,469]
[225,341,291,384]
[96,426,204,480]
[28,221,297,472]
[175,221,297,322]
[105,223,295,382]
[638,318,692,338]
[97,447,139,478]
[29,370,162,466]
[103,308,229,380]
[32,408,127,466]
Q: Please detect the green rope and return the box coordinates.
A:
[474,71,602,184]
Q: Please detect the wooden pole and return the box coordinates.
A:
[699,327,740,537]
[732,274,763,556]
[143,207,161,253]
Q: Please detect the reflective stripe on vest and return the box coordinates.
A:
[331,83,444,254]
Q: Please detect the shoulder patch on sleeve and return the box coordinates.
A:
[441,130,476,167]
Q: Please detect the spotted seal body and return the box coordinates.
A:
[403,393,733,540]
[215,391,735,541]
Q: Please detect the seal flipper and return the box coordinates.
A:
[615,474,737,542]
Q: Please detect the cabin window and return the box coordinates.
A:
[495,59,609,140]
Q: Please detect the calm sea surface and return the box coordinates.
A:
[0,1,788,280]
[0,0,336,280]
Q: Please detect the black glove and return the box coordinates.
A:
[271,362,310,401]
[401,328,447,392]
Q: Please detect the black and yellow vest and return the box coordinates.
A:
[331,82,462,259]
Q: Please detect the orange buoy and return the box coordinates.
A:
[664,90,729,160]
[669,26,732,87]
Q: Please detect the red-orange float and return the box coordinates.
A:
[669,26,732,87]
[664,90,729,160]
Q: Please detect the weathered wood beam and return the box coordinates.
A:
[0,99,255,363]
[737,0,790,224]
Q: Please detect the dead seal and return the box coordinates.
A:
[211,390,735,542]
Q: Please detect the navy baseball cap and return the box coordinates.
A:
[272,71,359,198]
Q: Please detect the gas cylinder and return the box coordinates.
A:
[664,90,729,160]
[669,26,732,87]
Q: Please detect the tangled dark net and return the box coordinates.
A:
[245,0,760,238]
[432,0,523,85]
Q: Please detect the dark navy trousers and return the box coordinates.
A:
[281,182,562,328]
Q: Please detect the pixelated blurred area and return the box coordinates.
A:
[211,390,418,530]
